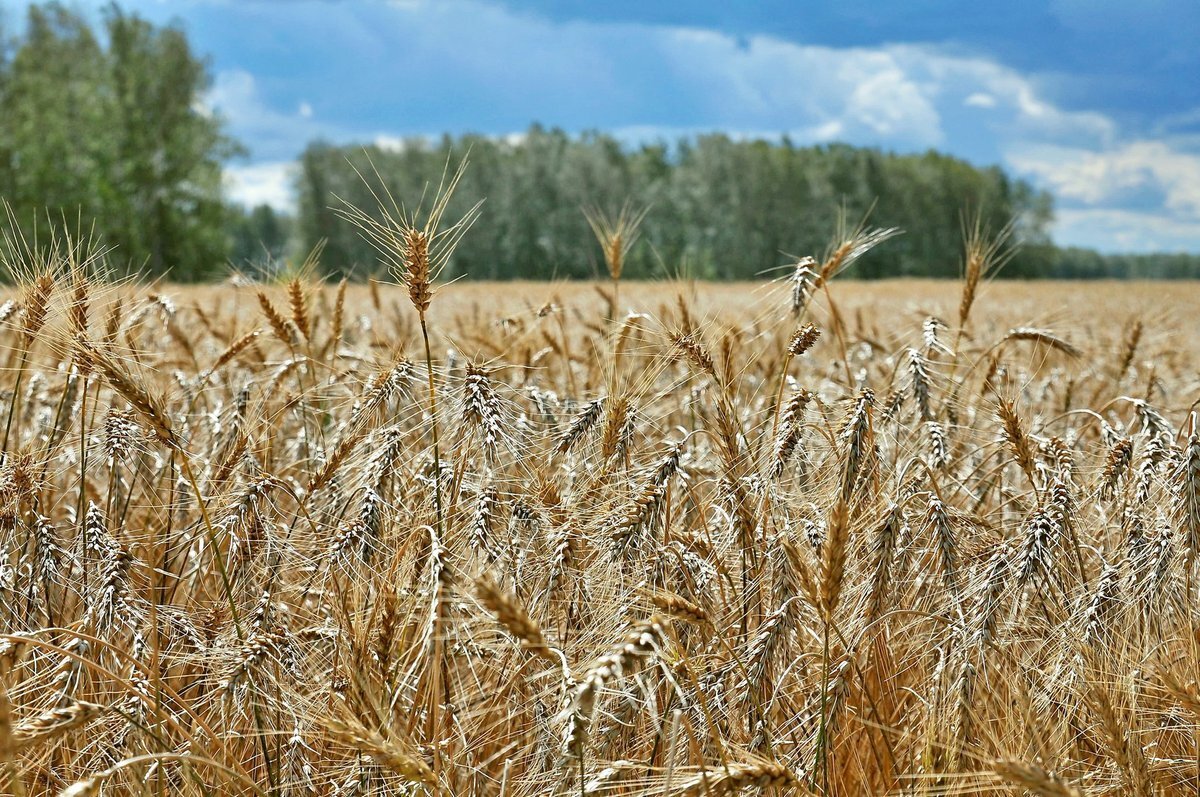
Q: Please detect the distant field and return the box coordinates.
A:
[183,275,1200,330]
[192,277,1200,385]
[2,270,1199,795]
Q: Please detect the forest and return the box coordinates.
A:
[296,130,1054,280]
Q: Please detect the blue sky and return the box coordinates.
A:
[4,0,1200,252]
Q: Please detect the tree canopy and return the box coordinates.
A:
[0,2,238,280]
[296,128,1059,280]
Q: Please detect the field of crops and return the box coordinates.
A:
[1,222,1200,796]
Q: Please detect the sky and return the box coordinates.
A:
[4,0,1200,253]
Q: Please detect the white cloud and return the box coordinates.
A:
[224,161,297,211]
[848,60,940,140]
[373,134,441,153]
[374,130,526,153]
[1053,208,1200,252]
[652,35,945,147]
[1007,140,1200,216]
[609,124,830,146]
[208,70,350,210]
[204,18,1113,163]
[641,33,1117,152]
[207,69,341,162]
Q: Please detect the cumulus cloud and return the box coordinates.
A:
[224,161,297,211]
[645,32,945,146]
[965,93,997,109]
[207,70,340,162]
[1007,141,1200,216]
[202,1,1119,162]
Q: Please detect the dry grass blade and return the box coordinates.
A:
[322,715,436,786]
[993,759,1086,797]
[474,573,561,663]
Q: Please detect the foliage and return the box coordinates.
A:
[0,2,239,280]
[230,204,294,274]
[1048,247,1200,279]
[296,126,1058,280]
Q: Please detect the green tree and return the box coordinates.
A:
[230,203,293,270]
[0,2,239,280]
[295,126,1060,282]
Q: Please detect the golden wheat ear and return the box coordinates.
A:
[334,154,481,318]
[958,210,1016,330]
[583,201,649,284]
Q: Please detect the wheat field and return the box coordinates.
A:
[1,210,1199,797]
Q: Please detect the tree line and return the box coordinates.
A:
[2,2,1199,281]
[297,129,1058,280]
